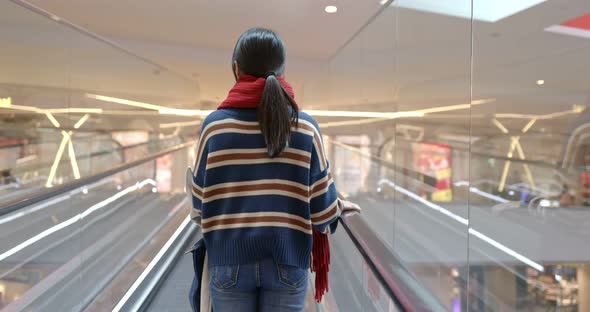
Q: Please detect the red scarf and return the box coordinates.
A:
[218,74,296,109]
[218,74,330,302]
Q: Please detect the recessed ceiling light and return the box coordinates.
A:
[536,79,545,85]
[325,5,338,13]
[380,0,388,5]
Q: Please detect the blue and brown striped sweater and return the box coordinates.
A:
[190,108,340,269]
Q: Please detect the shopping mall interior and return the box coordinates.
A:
[1,0,590,311]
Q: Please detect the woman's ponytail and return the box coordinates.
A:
[258,74,298,157]
[231,28,297,157]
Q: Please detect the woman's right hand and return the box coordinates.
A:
[339,199,361,217]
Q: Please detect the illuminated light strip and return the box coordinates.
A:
[521,118,537,133]
[2,103,100,118]
[492,119,509,134]
[304,110,423,118]
[378,179,469,225]
[498,137,518,192]
[378,178,544,272]
[46,108,103,114]
[0,179,156,262]
[5,104,40,112]
[112,215,191,312]
[494,113,538,119]
[0,97,11,107]
[74,114,90,129]
[453,181,510,203]
[417,102,482,114]
[514,140,536,190]
[86,94,165,111]
[89,93,495,119]
[319,117,391,128]
[468,228,544,272]
[158,108,212,116]
[469,187,509,203]
[45,134,70,187]
[66,133,81,179]
[0,178,114,225]
[16,154,37,165]
[45,112,61,128]
[0,195,70,226]
[495,108,583,120]
[159,120,201,129]
[96,110,161,116]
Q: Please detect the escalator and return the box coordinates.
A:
[0,140,445,312]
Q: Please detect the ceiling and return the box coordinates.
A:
[2,0,589,138]
[26,0,384,60]
[23,0,385,105]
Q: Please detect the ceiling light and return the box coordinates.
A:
[536,79,545,85]
[325,5,338,13]
[380,0,389,5]
[74,114,90,129]
[0,97,11,108]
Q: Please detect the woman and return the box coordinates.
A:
[190,28,358,312]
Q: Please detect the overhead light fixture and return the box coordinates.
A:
[492,118,509,134]
[536,80,545,85]
[158,108,211,117]
[521,118,537,133]
[325,5,338,13]
[88,93,494,119]
[45,112,61,128]
[86,94,164,111]
[74,114,90,129]
[305,110,423,118]
[0,97,11,108]
[380,0,388,5]
[46,108,103,114]
[160,120,202,129]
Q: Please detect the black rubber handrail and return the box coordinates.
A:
[339,214,447,312]
[0,140,196,216]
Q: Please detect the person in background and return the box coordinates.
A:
[189,28,359,312]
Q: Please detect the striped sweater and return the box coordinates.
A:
[190,108,340,269]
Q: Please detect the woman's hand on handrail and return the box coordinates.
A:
[339,199,361,217]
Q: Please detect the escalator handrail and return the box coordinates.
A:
[0,140,196,217]
[11,136,189,174]
[339,213,447,312]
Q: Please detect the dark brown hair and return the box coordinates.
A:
[232,28,298,157]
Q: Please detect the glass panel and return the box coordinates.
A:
[328,227,401,312]
[325,0,397,260]
[471,1,590,310]
[0,1,198,310]
[392,1,472,310]
[0,0,198,205]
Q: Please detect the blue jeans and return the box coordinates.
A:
[209,258,308,312]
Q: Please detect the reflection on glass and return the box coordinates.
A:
[325,0,589,311]
[0,0,197,310]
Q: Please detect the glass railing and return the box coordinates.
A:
[0,0,200,208]
[0,133,192,205]
[0,142,194,311]
[318,0,590,310]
